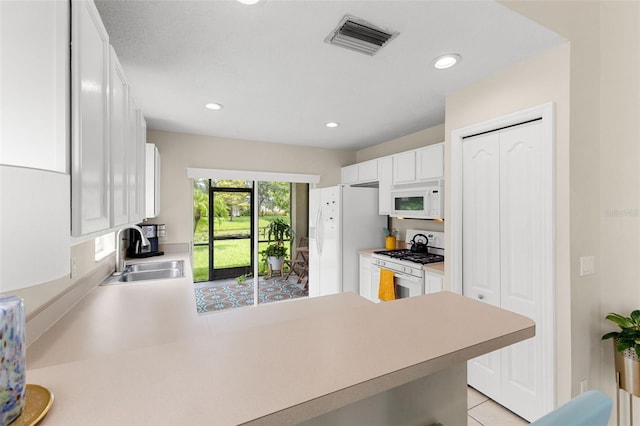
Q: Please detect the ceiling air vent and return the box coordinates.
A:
[325,15,399,56]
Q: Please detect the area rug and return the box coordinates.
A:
[194,276,308,314]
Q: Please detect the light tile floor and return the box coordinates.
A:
[468,387,529,425]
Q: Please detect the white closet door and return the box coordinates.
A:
[498,120,546,420]
[462,131,501,400]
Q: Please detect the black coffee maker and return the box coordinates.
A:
[128,224,165,258]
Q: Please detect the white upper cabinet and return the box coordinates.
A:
[393,143,444,185]
[377,156,392,215]
[0,0,68,172]
[109,47,130,228]
[357,159,378,183]
[127,99,142,224]
[71,0,111,236]
[341,159,379,186]
[416,143,444,181]
[392,151,416,184]
[341,164,358,185]
[145,144,161,219]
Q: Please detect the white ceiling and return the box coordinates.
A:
[95,0,565,151]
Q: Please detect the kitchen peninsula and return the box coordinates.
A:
[26,254,534,425]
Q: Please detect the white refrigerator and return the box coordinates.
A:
[308,185,387,297]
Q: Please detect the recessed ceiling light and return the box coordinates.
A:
[433,54,461,70]
[237,0,261,4]
[326,122,340,128]
[205,103,223,110]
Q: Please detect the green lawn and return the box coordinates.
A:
[192,215,291,282]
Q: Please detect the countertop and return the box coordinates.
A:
[27,253,534,425]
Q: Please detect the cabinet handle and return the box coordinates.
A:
[478,294,484,300]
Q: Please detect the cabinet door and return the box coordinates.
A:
[71,0,111,236]
[378,156,392,214]
[341,164,358,185]
[137,111,147,219]
[370,265,381,303]
[357,159,378,183]
[392,151,416,184]
[359,255,372,301]
[145,144,160,219]
[110,47,129,227]
[424,272,443,294]
[416,143,444,181]
[127,99,142,223]
[0,0,68,172]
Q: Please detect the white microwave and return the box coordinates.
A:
[390,184,444,219]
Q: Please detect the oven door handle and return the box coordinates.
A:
[392,271,423,283]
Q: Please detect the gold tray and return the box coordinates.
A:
[11,384,54,426]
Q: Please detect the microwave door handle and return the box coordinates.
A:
[425,190,432,216]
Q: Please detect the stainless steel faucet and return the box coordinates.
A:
[114,225,150,273]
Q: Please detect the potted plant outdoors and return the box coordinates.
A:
[260,219,294,274]
[602,310,640,396]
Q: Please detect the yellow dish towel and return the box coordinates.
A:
[378,269,396,301]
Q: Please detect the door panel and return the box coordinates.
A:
[462,132,500,307]
[210,188,252,280]
[463,132,501,399]
[498,121,545,419]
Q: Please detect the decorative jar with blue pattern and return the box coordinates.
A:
[0,295,26,425]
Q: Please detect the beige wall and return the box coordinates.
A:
[598,1,640,420]
[356,124,445,163]
[147,129,354,246]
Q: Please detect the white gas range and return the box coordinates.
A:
[371,230,444,299]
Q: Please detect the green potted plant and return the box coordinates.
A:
[260,219,293,274]
[235,274,251,285]
[602,310,640,396]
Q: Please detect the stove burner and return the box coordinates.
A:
[373,249,444,265]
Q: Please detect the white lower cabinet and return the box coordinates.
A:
[358,254,372,301]
[425,271,443,294]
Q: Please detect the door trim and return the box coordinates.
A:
[450,102,556,417]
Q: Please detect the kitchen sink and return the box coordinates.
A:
[125,260,183,272]
[101,260,185,285]
[118,268,184,282]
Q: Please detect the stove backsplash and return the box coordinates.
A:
[389,217,444,248]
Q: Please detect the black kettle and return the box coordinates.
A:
[410,233,429,253]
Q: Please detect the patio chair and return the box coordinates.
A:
[284,237,308,285]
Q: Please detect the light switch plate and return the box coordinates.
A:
[580,256,595,276]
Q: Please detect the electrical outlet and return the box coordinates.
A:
[580,379,588,393]
[580,256,595,276]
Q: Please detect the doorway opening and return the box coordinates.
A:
[192,179,308,312]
